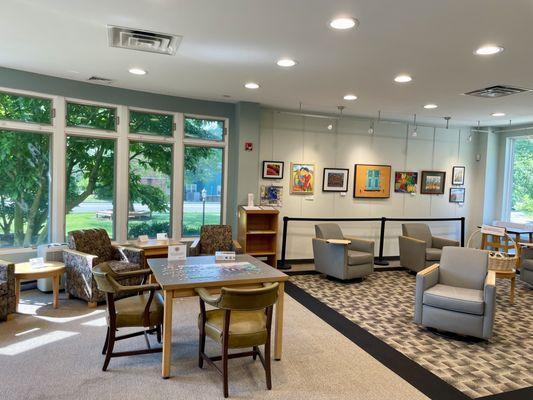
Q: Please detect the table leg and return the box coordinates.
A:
[52,274,59,309]
[274,281,285,361]
[162,290,173,379]
[510,276,516,305]
[15,277,20,312]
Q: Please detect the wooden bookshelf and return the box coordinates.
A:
[238,206,280,268]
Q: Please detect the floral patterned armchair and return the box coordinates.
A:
[190,225,242,256]
[0,259,15,321]
[63,229,145,307]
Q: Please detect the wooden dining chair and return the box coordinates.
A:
[195,283,279,398]
[92,263,163,371]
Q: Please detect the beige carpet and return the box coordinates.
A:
[0,290,427,400]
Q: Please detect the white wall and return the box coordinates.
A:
[258,109,485,260]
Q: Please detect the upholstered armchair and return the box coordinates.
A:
[399,223,460,273]
[312,223,374,281]
[63,229,145,307]
[0,259,16,321]
[414,247,496,340]
[520,245,533,286]
[190,225,243,256]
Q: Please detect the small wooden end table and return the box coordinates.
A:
[14,261,65,310]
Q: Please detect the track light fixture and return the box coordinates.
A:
[411,114,418,137]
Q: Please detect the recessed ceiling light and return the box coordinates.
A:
[276,58,297,67]
[394,74,412,83]
[329,17,358,30]
[128,68,147,75]
[343,94,357,101]
[244,82,260,89]
[491,112,506,117]
[424,104,438,109]
[474,45,504,56]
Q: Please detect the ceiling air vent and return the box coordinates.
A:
[87,76,114,85]
[464,85,531,98]
[107,25,181,56]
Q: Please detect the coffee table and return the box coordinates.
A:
[14,261,65,310]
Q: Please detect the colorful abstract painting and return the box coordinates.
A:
[290,163,314,194]
[394,171,418,193]
[260,185,283,207]
[322,168,349,192]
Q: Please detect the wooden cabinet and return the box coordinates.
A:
[238,206,279,268]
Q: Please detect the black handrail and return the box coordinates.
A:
[279,215,465,269]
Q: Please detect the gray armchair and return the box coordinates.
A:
[0,259,16,321]
[414,247,496,340]
[312,223,374,281]
[399,223,460,272]
[520,245,533,286]
[64,229,145,307]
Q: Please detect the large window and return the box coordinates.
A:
[507,137,533,224]
[0,129,50,247]
[65,136,116,237]
[128,141,172,238]
[184,117,224,141]
[66,102,117,131]
[183,146,223,236]
[129,110,173,137]
[0,92,52,125]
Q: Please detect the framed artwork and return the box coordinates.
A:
[394,171,418,193]
[449,187,465,203]
[260,185,283,207]
[262,161,284,179]
[420,171,446,194]
[353,164,391,198]
[322,168,349,192]
[452,166,465,185]
[290,163,315,194]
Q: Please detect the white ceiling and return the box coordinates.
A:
[2,0,533,127]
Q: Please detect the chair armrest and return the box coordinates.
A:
[194,287,221,307]
[345,236,374,254]
[483,270,496,338]
[190,238,201,256]
[414,264,439,324]
[232,240,243,254]
[114,245,144,265]
[432,236,460,249]
[63,249,97,269]
[312,238,347,278]
[111,268,152,279]
[521,245,533,262]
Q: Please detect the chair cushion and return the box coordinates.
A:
[200,225,234,255]
[68,228,115,263]
[522,259,533,272]
[0,280,7,296]
[347,250,373,266]
[200,309,267,349]
[114,292,164,328]
[425,248,442,261]
[106,260,141,273]
[423,284,484,315]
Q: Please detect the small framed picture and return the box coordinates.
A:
[449,187,465,203]
[420,171,446,194]
[262,161,284,179]
[322,168,349,192]
[452,166,465,185]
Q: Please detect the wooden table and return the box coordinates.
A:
[148,254,288,379]
[15,261,65,310]
[128,239,184,266]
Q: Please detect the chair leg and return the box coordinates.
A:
[222,338,229,398]
[156,324,162,344]
[102,327,109,355]
[198,327,206,368]
[102,327,116,371]
[88,301,97,309]
[264,341,272,390]
[252,346,258,361]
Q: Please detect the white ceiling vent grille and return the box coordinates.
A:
[464,85,531,98]
[107,25,181,56]
[87,76,114,85]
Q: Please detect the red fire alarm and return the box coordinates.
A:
[244,142,253,151]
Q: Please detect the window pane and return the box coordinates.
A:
[184,117,224,141]
[128,142,172,239]
[66,102,116,131]
[183,146,223,236]
[0,92,52,124]
[0,129,50,247]
[65,136,115,238]
[510,137,533,223]
[129,110,173,136]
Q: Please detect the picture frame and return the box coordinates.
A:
[322,168,349,192]
[452,166,465,185]
[449,187,465,203]
[290,163,315,194]
[260,185,283,207]
[262,160,284,179]
[353,164,391,198]
[420,171,446,194]
[394,171,418,193]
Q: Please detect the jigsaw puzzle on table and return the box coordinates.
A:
[161,261,261,280]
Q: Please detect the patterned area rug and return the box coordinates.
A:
[290,271,533,399]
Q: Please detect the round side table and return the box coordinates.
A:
[14,261,66,310]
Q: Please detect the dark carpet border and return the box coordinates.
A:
[285,280,532,400]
